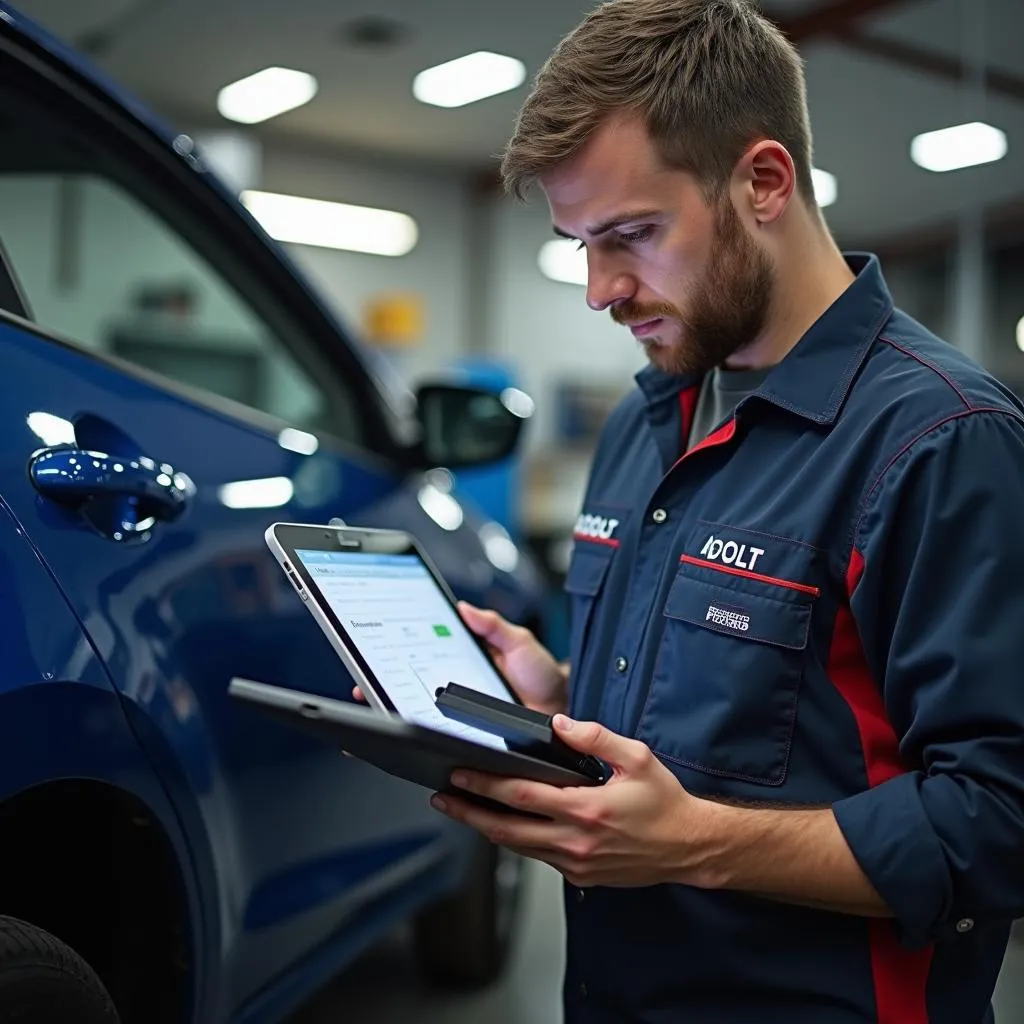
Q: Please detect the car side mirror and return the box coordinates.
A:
[413,383,534,470]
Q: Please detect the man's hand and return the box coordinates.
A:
[430,716,892,916]
[354,602,567,718]
[455,602,568,716]
[430,715,717,889]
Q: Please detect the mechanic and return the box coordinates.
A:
[415,1,1024,1021]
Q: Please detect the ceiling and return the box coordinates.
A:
[14,0,1024,246]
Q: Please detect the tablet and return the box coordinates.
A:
[265,522,525,752]
[228,677,598,793]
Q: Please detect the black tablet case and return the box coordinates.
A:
[229,678,602,797]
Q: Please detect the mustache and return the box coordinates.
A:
[610,301,681,326]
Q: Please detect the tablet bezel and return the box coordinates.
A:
[266,522,525,721]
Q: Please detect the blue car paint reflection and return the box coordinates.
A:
[0,5,545,1020]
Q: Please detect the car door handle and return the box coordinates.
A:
[29,446,194,541]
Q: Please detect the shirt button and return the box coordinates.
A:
[652,508,668,524]
[956,918,975,934]
[576,888,585,903]
[579,982,589,998]
[615,656,628,673]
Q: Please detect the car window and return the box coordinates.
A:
[0,63,365,447]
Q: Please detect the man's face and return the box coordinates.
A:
[540,114,775,376]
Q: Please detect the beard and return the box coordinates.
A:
[611,199,775,376]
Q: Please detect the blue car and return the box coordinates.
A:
[0,5,545,1021]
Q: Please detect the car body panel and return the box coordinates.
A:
[0,318,494,1018]
[0,4,544,1020]
[0,491,208,1011]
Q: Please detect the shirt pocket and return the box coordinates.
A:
[564,544,614,679]
[636,556,815,786]
[563,502,630,715]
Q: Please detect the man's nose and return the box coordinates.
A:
[585,252,636,312]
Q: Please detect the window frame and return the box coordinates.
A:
[0,23,414,467]
[0,232,30,320]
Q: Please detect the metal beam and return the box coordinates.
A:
[774,0,917,42]
[855,196,1024,261]
[770,0,1024,107]
[838,31,1024,103]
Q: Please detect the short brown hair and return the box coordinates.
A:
[501,0,816,206]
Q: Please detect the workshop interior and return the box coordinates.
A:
[0,0,1023,1021]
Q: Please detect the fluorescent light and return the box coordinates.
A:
[479,522,519,573]
[911,122,1007,173]
[538,238,587,286]
[417,483,464,531]
[278,428,319,455]
[217,67,318,125]
[413,51,526,108]
[241,190,418,256]
[194,131,262,193]
[500,387,535,419]
[1016,316,1024,353]
[27,412,75,446]
[218,476,294,509]
[812,167,838,208]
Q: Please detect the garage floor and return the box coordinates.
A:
[292,862,1024,1023]
[290,861,565,1024]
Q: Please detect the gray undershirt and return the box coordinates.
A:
[686,365,774,451]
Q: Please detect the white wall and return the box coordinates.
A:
[488,196,646,451]
[227,139,646,446]
[257,144,472,388]
[0,175,263,344]
[0,173,327,428]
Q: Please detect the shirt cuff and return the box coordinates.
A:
[833,772,952,946]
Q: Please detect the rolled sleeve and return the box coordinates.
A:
[843,410,1024,941]
[834,772,951,945]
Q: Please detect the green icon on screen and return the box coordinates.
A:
[433,625,452,638]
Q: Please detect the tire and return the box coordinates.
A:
[0,917,119,1023]
[414,835,525,990]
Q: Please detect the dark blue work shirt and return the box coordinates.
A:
[562,254,1024,1024]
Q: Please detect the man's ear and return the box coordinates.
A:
[734,140,797,226]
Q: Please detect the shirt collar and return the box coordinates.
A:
[634,252,894,426]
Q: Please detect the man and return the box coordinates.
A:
[382,1,1024,1019]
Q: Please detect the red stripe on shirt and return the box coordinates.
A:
[828,547,933,1023]
[679,554,821,597]
[679,385,700,452]
[669,417,737,474]
[573,534,620,548]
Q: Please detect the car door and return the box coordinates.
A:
[0,27,465,1018]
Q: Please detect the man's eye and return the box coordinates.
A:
[620,226,653,244]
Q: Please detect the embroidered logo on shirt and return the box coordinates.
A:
[705,604,751,632]
[700,534,765,571]
[575,513,620,542]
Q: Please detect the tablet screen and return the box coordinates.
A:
[294,548,511,749]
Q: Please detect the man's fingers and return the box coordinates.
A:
[352,686,365,703]
[458,602,519,652]
[552,716,648,773]
[431,791,569,850]
[449,769,575,819]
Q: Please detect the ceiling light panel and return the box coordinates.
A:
[910,122,1008,173]
[413,51,526,108]
[218,67,318,125]
[538,239,587,286]
[811,168,838,208]
[241,190,418,256]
